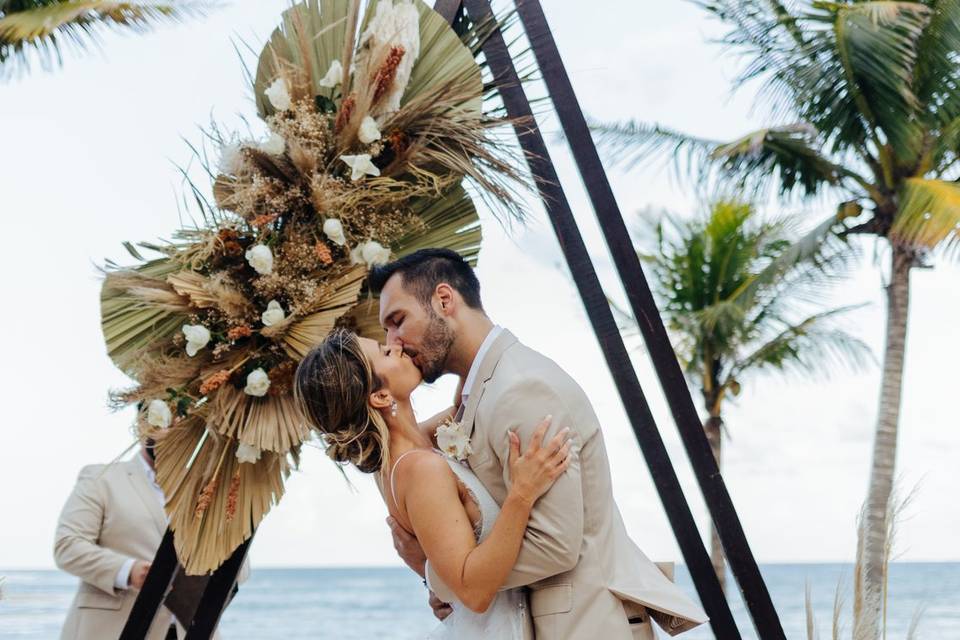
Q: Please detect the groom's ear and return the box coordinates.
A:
[435,283,455,315]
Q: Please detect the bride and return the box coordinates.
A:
[294,328,572,639]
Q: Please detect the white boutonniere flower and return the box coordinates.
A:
[436,418,473,461]
[181,324,211,357]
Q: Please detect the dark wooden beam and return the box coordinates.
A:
[444,0,742,636]
[183,535,251,640]
[119,529,178,640]
[431,0,462,22]
[512,4,785,638]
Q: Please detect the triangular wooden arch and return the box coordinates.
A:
[121,2,786,638]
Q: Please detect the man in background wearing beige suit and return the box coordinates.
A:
[372,249,709,639]
[54,441,248,639]
[55,441,181,639]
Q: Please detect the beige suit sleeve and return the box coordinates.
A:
[485,379,586,589]
[53,465,131,595]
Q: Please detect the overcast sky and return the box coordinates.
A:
[1,1,957,571]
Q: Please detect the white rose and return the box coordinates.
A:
[218,142,244,176]
[244,368,271,397]
[265,77,291,111]
[350,241,390,266]
[182,324,211,357]
[261,300,286,327]
[146,399,172,429]
[259,132,286,155]
[358,116,381,144]
[323,218,346,246]
[318,59,343,88]
[236,442,262,464]
[436,421,473,461]
[245,244,274,275]
[361,240,391,266]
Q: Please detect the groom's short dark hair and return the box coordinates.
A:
[369,248,484,310]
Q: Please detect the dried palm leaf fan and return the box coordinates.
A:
[99,0,526,574]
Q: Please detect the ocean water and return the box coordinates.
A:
[1,564,957,639]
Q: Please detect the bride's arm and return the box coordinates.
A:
[399,419,571,614]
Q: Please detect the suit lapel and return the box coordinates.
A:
[461,329,518,437]
[125,459,167,537]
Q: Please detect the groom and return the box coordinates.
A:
[370,249,708,639]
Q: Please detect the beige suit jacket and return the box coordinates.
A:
[429,330,709,639]
[54,457,248,640]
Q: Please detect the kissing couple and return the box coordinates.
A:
[294,249,709,639]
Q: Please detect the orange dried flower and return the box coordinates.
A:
[194,476,219,518]
[222,240,243,257]
[314,241,333,265]
[267,360,296,396]
[250,213,279,227]
[225,470,241,522]
[227,325,252,341]
[373,46,405,106]
[387,130,409,157]
[199,370,231,396]
[335,93,356,133]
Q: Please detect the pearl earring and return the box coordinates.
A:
[390,401,398,417]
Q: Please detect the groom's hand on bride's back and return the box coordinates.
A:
[428,590,453,621]
[386,517,452,621]
[387,516,427,577]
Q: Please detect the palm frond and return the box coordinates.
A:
[813,1,930,162]
[709,124,849,196]
[911,0,960,125]
[253,0,350,116]
[891,177,960,255]
[0,1,208,78]
[729,303,874,381]
[731,206,857,312]
[586,118,721,173]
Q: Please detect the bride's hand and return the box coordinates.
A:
[507,417,572,506]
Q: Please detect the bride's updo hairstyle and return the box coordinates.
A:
[294,329,390,474]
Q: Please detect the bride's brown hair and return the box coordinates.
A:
[294,329,390,474]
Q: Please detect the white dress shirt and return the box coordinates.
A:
[460,325,504,407]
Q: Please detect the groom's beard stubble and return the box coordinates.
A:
[415,309,455,384]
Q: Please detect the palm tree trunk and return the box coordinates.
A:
[704,413,725,592]
[858,244,912,640]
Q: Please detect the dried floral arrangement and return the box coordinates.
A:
[100,0,525,574]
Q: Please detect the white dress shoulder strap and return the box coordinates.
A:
[388,448,435,509]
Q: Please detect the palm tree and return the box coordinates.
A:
[590,2,960,635]
[0,1,207,78]
[619,199,871,591]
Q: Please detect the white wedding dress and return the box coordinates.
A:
[390,450,529,639]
